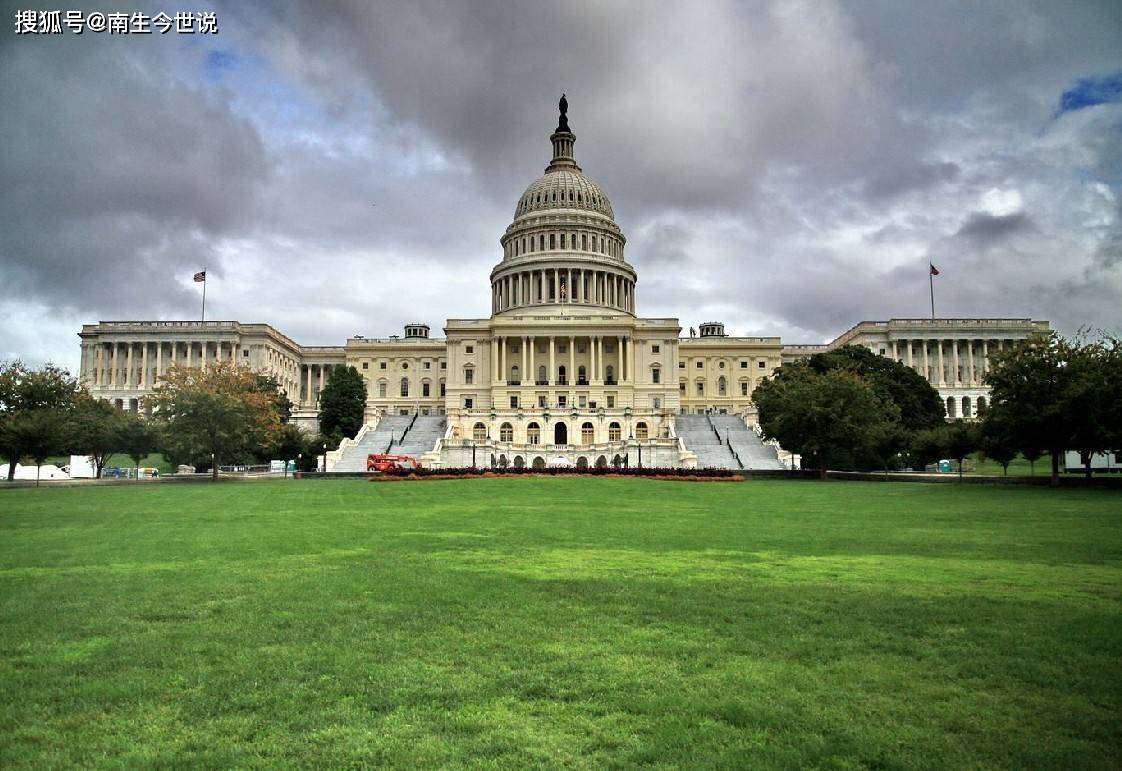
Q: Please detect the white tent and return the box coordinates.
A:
[0,463,69,481]
[546,457,574,468]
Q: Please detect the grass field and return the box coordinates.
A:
[1,479,1119,768]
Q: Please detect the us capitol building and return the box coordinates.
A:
[77,98,1049,470]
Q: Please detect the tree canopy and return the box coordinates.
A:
[317,365,367,440]
[754,363,899,477]
[0,361,78,480]
[147,362,285,480]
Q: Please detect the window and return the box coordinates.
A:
[740,361,748,368]
[400,377,409,397]
[422,382,430,397]
[440,382,445,397]
[652,398,661,409]
[606,395,615,408]
[635,422,648,441]
[464,367,474,385]
[719,361,725,369]
[362,362,369,370]
[527,422,540,444]
[465,346,474,354]
[651,367,661,384]
[718,376,727,396]
[500,422,513,442]
[464,397,474,409]
[557,395,567,407]
[696,381,704,395]
[758,360,766,369]
[509,365,520,383]
[741,381,748,396]
[679,361,685,368]
[652,345,660,354]
[402,362,409,370]
[680,381,686,392]
[578,395,587,408]
[441,361,446,369]
[696,361,703,368]
[510,395,519,409]
[581,422,594,444]
[242,349,249,358]
[608,422,621,441]
[559,344,567,353]
[379,362,386,369]
[424,361,431,369]
[378,382,387,398]
[473,422,487,441]
[538,395,547,408]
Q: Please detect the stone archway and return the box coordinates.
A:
[595,455,608,469]
[554,422,568,445]
[513,455,525,468]
[576,456,589,469]
[532,456,546,469]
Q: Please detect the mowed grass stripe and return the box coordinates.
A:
[0,479,1119,768]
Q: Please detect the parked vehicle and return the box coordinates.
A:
[366,454,419,472]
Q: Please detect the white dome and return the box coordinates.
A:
[515,170,615,220]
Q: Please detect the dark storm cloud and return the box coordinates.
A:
[2,0,1122,369]
[0,27,269,318]
[955,212,1035,243]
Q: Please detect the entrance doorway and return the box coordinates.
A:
[554,422,568,445]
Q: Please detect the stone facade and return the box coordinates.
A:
[77,101,1050,466]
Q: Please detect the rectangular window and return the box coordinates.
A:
[606,395,615,408]
[652,369,661,384]
[758,361,766,369]
[465,346,474,354]
[679,361,685,368]
[422,383,430,397]
[362,362,369,370]
[579,395,587,407]
[652,345,660,354]
[653,398,661,409]
[538,395,547,408]
[558,395,567,407]
[380,362,387,369]
[464,397,473,409]
[424,361,431,369]
[464,369,474,384]
[696,361,703,368]
[741,382,748,396]
[696,382,704,395]
[510,396,519,408]
[440,383,446,397]
[538,343,546,353]
[242,349,249,358]
[680,382,686,392]
[740,361,748,368]
[441,361,446,369]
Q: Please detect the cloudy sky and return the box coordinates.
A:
[2,0,1120,371]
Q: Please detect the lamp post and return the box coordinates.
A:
[322,442,327,473]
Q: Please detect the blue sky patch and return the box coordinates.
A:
[205,49,238,82]
[1058,71,1122,115]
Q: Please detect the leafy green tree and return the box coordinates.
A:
[318,365,367,439]
[909,426,949,472]
[148,362,284,481]
[253,374,293,423]
[867,420,910,478]
[67,392,125,477]
[0,361,78,480]
[806,345,946,431]
[1021,445,1044,477]
[946,420,979,481]
[979,407,1018,476]
[116,412,160,479]
[754,364,898,479]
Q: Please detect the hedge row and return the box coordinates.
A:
[380,466,740,478]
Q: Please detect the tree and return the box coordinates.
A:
[806,345,946,431]
[979,407,1018,476]
[867,419,910,478]
[147,362,285,481]
[67,392,125,478]
[985,332,1122,486]
[946,420,979,482]
[909,426,949,472]
[0,361,78,480]
[318,365,367,439]
[116,412,159,479]
[754,363,898,479]
[253,374,293,423]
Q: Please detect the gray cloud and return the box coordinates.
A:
[2,0,1121,371]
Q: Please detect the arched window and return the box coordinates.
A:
[537,364,546,384]
[581,422,594,444]
[378,380,387,398]
[946,396,956,418]
[718,376,727,395]
[635,422,648,441]
[578,365,587,384]
[576,456,588,469]
[608,421,621,442]
[473,422,487,441]
[400,377,409,397]
[550,233,555,249]
[527,422,540,445]
[696,380,704,396]
[500,422,513,442]
[558,365,567,385]
[514,455,525,468]
[422,380,430,397]
[510,365,520,384]
[961,396,971,418]
[977,396,987,416]
[532,456,546,469]
[595,455,608,468]
[651,365,661,384]
[605,365,614,384]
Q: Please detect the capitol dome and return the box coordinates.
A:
[491,95,636,317]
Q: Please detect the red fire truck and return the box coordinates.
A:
[366,454,419,472]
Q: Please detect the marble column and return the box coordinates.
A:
[937,340,945,385]
[952,339,960,384]
[500,336,506,383]
[569,336,575,383]
[141,343,149,388]
[521,336,528,382]
[155,342,163,382]
[110,343,119,387]
[922,340,929,383]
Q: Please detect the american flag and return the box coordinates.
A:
[560,281,567,298]
[193,270,206,282]
[929,263,940,276]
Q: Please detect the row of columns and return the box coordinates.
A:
[85,340,237,389]
[301,364,331,407]
[893,338,1019,386]
[489,335,635,386]
[492,268,634,313]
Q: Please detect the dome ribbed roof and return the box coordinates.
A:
[515,170,615,219]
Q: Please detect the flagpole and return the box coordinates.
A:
[929,269,935,320]
[201,267,207,322]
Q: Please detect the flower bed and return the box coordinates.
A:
[370,466,744,481]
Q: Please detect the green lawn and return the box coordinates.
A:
[1,479,1119,768]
